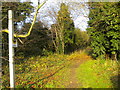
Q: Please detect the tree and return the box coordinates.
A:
[50,24,60,53]
[16,21,52,57]
[73,28,90,51]
[2,2,34,29]
[55,3,75,54]
[40,1,89,53]
[87,2,120,60]
[2,1,34,57]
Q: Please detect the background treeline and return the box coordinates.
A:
[2,2,89,57]
[1,1,120,61]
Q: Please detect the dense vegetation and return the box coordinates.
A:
[2,51,119,88]
[87,2,120,60]
[1,1,120,89]
[2,1,34,57]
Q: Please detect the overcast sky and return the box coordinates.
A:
[26,0,90,31]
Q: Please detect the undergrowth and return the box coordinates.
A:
[2,51,119,88]
[2,54,70,88]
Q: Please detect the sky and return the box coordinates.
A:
[23,0,90,31]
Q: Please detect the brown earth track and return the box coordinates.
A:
[66,59,86,88]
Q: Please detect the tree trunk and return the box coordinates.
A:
[55,27,59,54]
[111,54,117,61]
[59,27,64,54]
[105,53,110,60]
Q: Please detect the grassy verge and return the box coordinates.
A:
[2,50,119,88]
[2,50,90,88]
[2,54,70,88]
[77,59,119,88]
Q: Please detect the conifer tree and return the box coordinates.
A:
[87,2,120,60]
[56,3,75,54]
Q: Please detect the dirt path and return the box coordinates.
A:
[67,60,85,88]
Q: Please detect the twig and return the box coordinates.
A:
[0,57,9,61]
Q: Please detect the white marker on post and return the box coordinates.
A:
[8,10,15,88]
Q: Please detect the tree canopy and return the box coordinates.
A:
[87,2,120,60]
[17,21,51,57]
[2,2,34,29]
[2,1,34,57]
[56,3,75,54]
